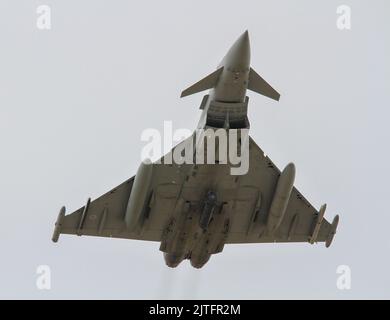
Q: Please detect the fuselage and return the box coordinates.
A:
[163,31,252,268]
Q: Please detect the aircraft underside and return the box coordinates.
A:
[160,164,233,268]
[52,31,338,269]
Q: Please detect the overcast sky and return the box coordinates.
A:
[0,0,389,299]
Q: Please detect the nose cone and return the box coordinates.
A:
[222,30,250,70]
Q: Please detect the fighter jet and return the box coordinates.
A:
[52,31,339,268]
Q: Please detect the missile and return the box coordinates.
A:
[267,163,295,233]
[199,191,217,230]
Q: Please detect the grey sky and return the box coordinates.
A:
[0,0,389,299]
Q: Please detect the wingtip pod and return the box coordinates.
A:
[52,206,66,243]
[325,214,339,248]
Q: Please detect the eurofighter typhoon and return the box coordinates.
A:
[52,31,339,268]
